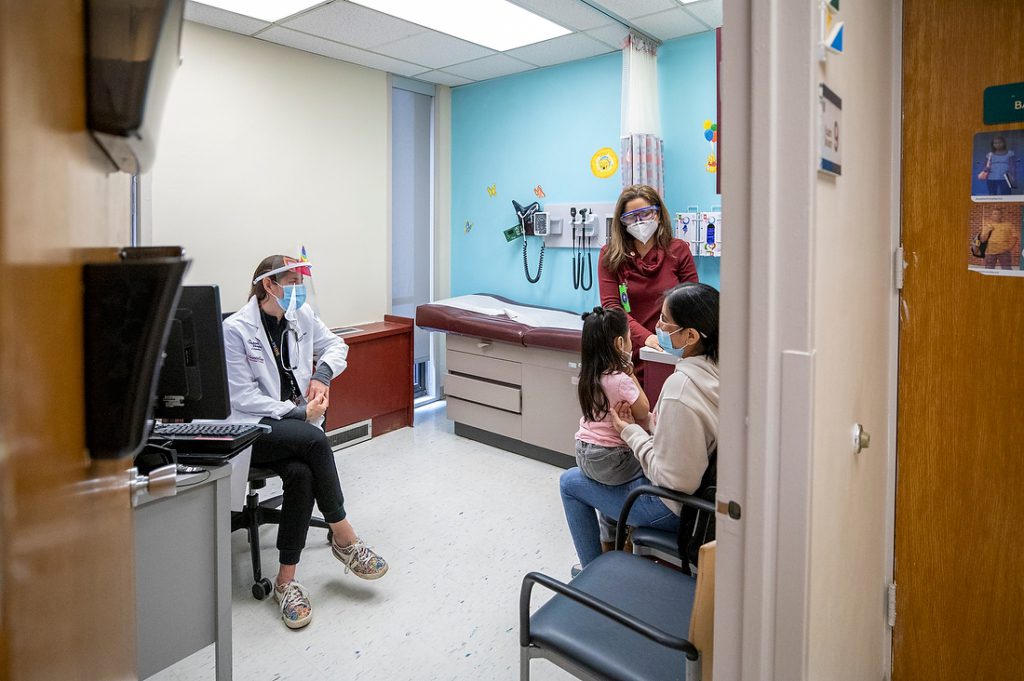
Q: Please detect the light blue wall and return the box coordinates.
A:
[659,31,722,288]
[450,32,721,313]
[451,52,623,313]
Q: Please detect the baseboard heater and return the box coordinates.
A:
[326,419,372,452]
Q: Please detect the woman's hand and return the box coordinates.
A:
[644,334,661,351]
[609,400,635,434]
[305,393,328,422]
[307,379,330,406]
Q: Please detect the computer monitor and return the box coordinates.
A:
[153,285,231,420]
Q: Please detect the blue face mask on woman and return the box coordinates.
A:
[275,284,307,312]
[656,326,687,357]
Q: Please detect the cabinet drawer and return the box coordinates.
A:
[447,335,528,363]
[445,373,521,413]
[523,346,583,373]
[446,396,522,440]
[447,349,522,386]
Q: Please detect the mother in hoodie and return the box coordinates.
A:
[559,282,720,567]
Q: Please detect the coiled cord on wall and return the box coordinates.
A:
[523,237,544,284]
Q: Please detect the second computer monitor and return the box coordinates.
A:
[154,285,231,421]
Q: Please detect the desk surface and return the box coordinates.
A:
[134,462,232,507]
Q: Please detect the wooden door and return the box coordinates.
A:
[0,1,137,679]
[896,2,1024,678]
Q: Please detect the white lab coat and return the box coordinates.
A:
[222,296,348,425]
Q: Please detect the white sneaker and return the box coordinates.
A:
[274,580,312,629]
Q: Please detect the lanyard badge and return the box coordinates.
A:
[618,282,631,313]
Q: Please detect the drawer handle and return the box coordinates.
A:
[477,342,491,350]
[567,361,580,370]
[570,376,579,386]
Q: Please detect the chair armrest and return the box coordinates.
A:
[519,571,699,660]
[615,485,716,550]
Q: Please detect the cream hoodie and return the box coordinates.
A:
[620,354,719,514]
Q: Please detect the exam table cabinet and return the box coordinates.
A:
[444,334,581,464]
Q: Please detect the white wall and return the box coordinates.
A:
[807,0,896,678]
[150,22,389,326]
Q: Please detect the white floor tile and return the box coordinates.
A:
[149,402,578,680]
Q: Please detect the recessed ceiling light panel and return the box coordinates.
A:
[192,1,324,23]
[348,0,571,51]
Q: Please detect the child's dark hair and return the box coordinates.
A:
[663,282,720,364]
[577,306,631,422]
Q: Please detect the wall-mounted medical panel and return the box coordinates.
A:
[539,202,616,249]
[698,209,722,257]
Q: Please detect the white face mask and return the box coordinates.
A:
[626,219,659,244]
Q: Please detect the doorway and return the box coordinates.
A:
[390,79,436,401]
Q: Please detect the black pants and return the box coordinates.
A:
[253,417,346,565]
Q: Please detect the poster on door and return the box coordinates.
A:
[970,130,1024,202]
[968,202,1024,277]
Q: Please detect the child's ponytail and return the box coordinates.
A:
[578,306,631,422]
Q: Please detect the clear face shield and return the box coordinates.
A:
[253,255,318,319]
[252,255,318,370]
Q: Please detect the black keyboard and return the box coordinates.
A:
[150,423,267,455]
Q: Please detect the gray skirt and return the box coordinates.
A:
[574,439,644,486]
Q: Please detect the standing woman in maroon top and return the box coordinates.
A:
[598,184,698,381]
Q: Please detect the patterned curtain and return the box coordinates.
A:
[620,32,665,195]
[620,133,665,198]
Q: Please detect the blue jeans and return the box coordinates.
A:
[559,467,679,566]
[987,179,1010,196]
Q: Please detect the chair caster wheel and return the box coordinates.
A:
[253,578,273,600]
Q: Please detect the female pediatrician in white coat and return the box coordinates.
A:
[223,254,388,629]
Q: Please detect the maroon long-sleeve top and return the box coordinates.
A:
[597,238,699,380]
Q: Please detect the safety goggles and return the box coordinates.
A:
[657,313,708,337]
[620,205,660,225]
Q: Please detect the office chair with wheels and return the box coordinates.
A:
[520,486,717,681]
[231,466,333,600]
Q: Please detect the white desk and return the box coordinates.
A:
[134,464,232,680]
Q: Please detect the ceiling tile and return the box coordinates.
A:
[258,27,426,76]
[505,32,613,68]
[413,70,473,87]
[185,1,270,35]
[282,1,425,50]
[443,54,536,81]
[587,0,676,20]
[373,29,495,70]
[586,22,630,49]
[681,0,722,29]
[507,0,613,31]
[632,8,709,41]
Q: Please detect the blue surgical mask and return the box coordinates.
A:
[275,284,306,312]
[656,326,685,357]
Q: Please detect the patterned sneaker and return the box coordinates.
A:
[274,580,312,629]
[332,539,388,580]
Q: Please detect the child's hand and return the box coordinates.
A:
[609,401,635,434]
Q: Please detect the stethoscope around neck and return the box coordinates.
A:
[279,324,301,373]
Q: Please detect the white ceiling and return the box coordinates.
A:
[184,0,722,87]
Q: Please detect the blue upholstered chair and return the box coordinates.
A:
[520,486,717,681]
